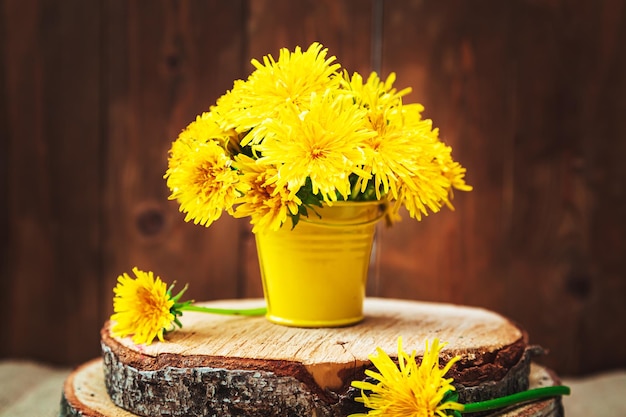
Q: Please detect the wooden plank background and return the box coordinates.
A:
[1,0,624,377]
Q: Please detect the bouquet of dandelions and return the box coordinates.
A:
[165,42,471,233]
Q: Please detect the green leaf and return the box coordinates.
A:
[171,283,189,302]
[442,390,459,404]
[173,317,183,329]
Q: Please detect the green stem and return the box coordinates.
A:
[462,386,570,413]
[181,304,267,316]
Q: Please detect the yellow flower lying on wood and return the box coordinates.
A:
[110,268,266,345]
[352,337,571,417]
[111,268,177,345]
[351,338,463,417]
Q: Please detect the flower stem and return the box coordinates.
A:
[181,304,267,316]
[462,386,570,413]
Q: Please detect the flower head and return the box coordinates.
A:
[232,154,302,232]
[165,128,241,228]
[216,42,341,141]
[110,268,177,345]
[351,337,463,417]
[256,90,374,202]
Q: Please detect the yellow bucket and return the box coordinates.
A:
[255,201,386,327]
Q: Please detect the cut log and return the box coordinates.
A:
[93,298,551,416]
[61,360,563,417]
[61,359,133,417]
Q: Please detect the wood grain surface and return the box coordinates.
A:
[106,298,525,389]
[98,298,537,416]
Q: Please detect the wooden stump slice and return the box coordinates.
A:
[61,359,135,417]
[95,298,553,417]
[60,360,563,417]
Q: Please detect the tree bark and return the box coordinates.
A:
[61,360,563,417]
[82,298,557,416]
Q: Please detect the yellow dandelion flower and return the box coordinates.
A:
[359,107,427,201]
[396,136,472,221]
[361,101,470,222]
[176,111,239,152]
[110,268,175,345]
[343,72,435,202]
[234,42,342,146]
[346,72,405,198]
[211,79,255,134]
[257,91,374,201]
[110,269,267,346]
[343,71,412,116]
[232,155,301,233]
[165,137,240,227]
[351,337,463,417]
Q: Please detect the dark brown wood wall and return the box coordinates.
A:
[1,0,624,376]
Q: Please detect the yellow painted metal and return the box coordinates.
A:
[255,201,386,327]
